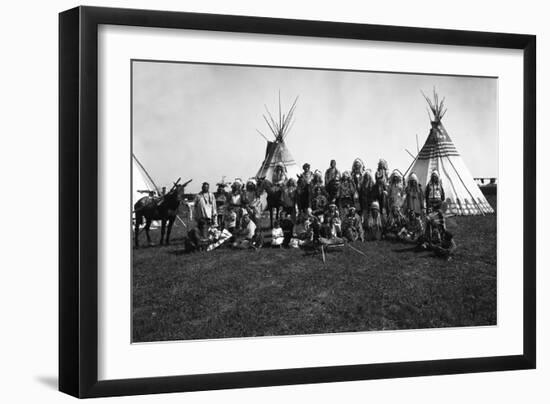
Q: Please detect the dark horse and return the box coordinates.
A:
[256,177,285,229]
[133,178,191,248]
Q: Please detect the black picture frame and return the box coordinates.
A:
[59,5,536,398]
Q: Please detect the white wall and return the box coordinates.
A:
[0,0,546,403]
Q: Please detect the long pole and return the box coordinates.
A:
[133,154,160,194]
[445,155,485,215]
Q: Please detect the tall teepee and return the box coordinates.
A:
[256,93,301,181]
[132,154,159,206]
[406,90,494,215]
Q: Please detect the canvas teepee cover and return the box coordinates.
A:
[132,154,159,206]
[256,94,301,181]
[408,91,494,215]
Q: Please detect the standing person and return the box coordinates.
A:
[375,159,389,188]
[425,170,445,212]
[350,158,365,200]
[387,170,404,211]
[324,159,341,188]
[359,169,375,222]
[297,163,314,213]
[337,171,356,217]
[193,182,217,226]
[325,160,341,204]
[160,186,167,196]
[282,178,298,222]
[404,172,425,217]
[214,182,229,230]
[229,178,244,226]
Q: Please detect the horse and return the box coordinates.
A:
[256,177,285,229]
[133,179,191,248]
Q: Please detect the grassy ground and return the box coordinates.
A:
[132,195,497,342]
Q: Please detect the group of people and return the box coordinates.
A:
[185,158,456,259]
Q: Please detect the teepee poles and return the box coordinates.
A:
[445,155,486,216]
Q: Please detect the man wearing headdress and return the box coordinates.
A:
[193,182,217,226]
[214,182,229,230]
[351,158,365,193]
[425,170,445,212]
[229,178,244,226]
[272,163,287,187]
[404,173,425,216]
[375,159,389,189]
[387,170,405,211]
[385,205,407,239]
[358,169,375,221]
[336,171,356,217]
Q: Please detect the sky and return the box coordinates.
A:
[132,60,498,193]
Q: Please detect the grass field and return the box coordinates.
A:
[132,195,497,343]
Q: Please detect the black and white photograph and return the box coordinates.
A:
[131,60,498,343]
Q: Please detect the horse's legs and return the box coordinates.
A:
[269,207,274,229]
[166,217,174,245]
[145,218,153,246]
[160,219,166,245]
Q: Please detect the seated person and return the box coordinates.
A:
[251,228,264,249]
[325,203,342,237]
[224,206,237,234]
[319,216,345,246]
[432,230,456,260]
[301,214,322,249]
[271,220,284,247]
[342,206,364,242]
[185,218,211,252]
[418,216,444,251]
[398,210,424,243]
[280,212,295,247]
[364,201,383,241]
[232,213,257,249]
[385,205,407,239]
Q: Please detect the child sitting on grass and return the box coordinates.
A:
[271,220,284,247]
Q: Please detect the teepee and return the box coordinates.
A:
[406,90,494,215]
[256,94,301,181]
[132,154,159,206]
